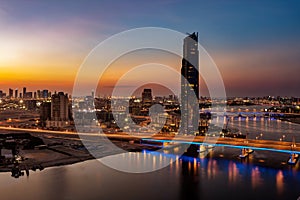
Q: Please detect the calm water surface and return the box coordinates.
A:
[0,154,300,200]
[214,105,300,142]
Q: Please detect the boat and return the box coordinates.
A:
[246,149,254,154]
[239,148,249,158]
[288,136,299,165]
[288,153,299,165]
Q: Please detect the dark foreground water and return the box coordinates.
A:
[0,153,299,200]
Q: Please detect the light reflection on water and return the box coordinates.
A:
[251,166,262,189]
[0,151,299,200]
[212,105,300,142]
[276,170,284,195]
[228,161,238,185]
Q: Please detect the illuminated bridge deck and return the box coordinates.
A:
[0,126,299,154]
[141,136,300,154]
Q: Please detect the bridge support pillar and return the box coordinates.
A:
[183,144,200,158]
[199,144,206,153]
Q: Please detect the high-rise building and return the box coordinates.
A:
[8,88,13,98]
[37,90,41,99]
[42,89,48,99]
[23,87,26,98]
[142,88,153,108]
[15,89,18,98]
[180,32,199,135]
[40,101,51,127]
[46,92,70,128]
[51,92,69,121]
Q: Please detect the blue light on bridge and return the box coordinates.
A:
[141,138,300,154]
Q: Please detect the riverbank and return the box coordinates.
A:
[3,143,299,176]
[273,113,300,125]
[279,117,300,125]
[0,131,160,176]
[1,128,299,178]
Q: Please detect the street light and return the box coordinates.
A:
[256,133,263,140]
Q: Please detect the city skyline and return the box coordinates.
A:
[0,1,299,97]
[1,85,300,99]
[1,1,300,200]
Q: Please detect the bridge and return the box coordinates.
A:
[0,126,299,155]
[141,136,300,154]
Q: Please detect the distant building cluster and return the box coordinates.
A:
[0,87,72,129]
[0,85,300,134]
[0,87,51,100]
[70,88,184,134]
[0,87,51,112]
[227,96,300,106]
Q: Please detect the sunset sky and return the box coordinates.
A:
[0,0,299,97]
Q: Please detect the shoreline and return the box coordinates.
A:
[1,145,299,176]
[278,117,300,125]
[1,126,300,177]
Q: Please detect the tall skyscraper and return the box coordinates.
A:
[42,89,49,99]
[8,88,13,98]
[142,88,153,107]
[180,32,199,135]
[15,89,18,98]
[51,92,69,121]
[37,90,41,99]
[23,87,27,98]
[40,101,51,127]
[46,92,70,128]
